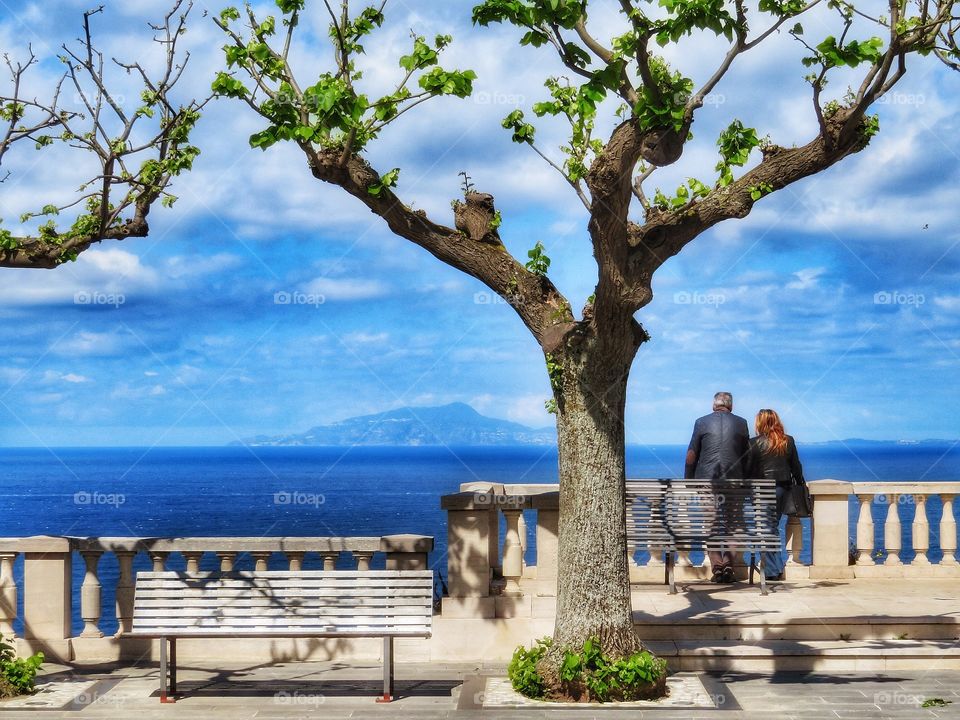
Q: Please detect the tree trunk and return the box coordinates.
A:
[539,320,654,694]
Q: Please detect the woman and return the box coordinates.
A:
[748,409,805,581]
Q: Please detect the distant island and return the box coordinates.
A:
[233,402,556,447]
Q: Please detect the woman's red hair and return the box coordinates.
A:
[755,409,788,456]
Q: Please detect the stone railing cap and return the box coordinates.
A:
[807,479,855,495]
[531,491,559,510]
[380,534,434,553]
[441,491,530,510]
[0,535,72,553]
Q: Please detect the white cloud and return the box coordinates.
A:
[787,268,826,290]
[61,373,90,384]
[300,277,389,301]
[54,331,128,357]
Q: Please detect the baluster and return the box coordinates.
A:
[678,550,694,567]
[252,552,271,571]
[114,551,136,635]
[883,494,902,565]
[518,513,528,574]
[183,551,203,574]
[216,552,237,572]
[646,545,664,567]
[785,516,803,565]
[941,494,957,565]
[502,508,523,595]
[320,552,339,571]
[912,495,930,565]
[354,552,374,571]
[286,552,305,571]
[149,551,169,572]
[79,550,104,638]
[0,553,17,639]
[856,494,876,565]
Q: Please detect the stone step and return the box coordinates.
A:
[649,639,960,672]
[635,615,960,642]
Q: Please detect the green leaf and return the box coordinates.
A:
[219,6,241,23]
[367,167,401,196]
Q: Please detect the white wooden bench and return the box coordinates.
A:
[128,570,434,703]
[627,478,782,595]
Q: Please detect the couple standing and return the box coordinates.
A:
[684,391,804,583]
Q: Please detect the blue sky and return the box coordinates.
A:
[1,1,959,446]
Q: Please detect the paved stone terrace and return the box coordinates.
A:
[2,662,960,719]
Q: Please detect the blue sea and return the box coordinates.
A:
[2,442,959,634]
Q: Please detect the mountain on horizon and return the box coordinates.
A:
[233,402,557,447]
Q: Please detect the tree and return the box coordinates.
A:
[3,0,959,698]
[0,1,205,268]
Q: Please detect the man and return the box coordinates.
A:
[685,391,750,583]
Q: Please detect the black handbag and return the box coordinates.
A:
[782,478,813,518]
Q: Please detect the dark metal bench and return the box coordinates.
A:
[626,478,781,595]
[128,570,434,703]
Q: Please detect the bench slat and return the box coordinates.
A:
[134,597,431,608]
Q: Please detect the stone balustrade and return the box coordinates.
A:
[442,480,960,619]
[0,534,432,663]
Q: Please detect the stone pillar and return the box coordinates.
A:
[354,552,374,571]
[883,494,902,566]
[0,553,17,639]
[940,494,957,565]
[809,481,855,579]
[183,551,203,574]
[381,535,433,571]
[855,494,876,566]
[501,509,523,596]
[912,495,930,565]
[252,552,271,571]
[79,551,103,638]
[286,552,305,571]
[149,551,169,572]
[532,494,558,592]
[216,552,237,572]
[22,536,73,661]
[440,492,495,617]
[320,552,339,571]
[114,551,136,635]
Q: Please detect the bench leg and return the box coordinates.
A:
[667,552,676,595]
[758,554,768,596]
[159,636,175,703]
[375,637,394,703]
[170,638,177,696]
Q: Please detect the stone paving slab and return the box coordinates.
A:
[1,663,960,718]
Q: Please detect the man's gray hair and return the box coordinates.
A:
[713,391,733,411]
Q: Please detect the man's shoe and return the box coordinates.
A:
[765,572,784,581]
[711,569,724,583]
[720,566,735,583]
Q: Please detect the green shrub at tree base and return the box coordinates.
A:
[508,636,667,702]
[0,638,44,698]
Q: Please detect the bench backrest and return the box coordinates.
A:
[626,478,781,551]
[131,570,434,637]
